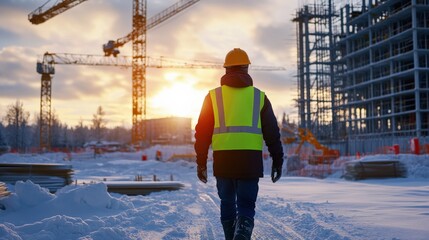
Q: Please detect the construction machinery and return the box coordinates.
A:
[28,0,201,146]
[295,128,340,165]
[283,126,340,165]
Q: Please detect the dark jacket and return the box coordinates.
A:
[194,67,284,178]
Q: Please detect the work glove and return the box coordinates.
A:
[197,165,207,183]
[271,167,282,183]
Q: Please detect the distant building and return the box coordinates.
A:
[144,117,192,145]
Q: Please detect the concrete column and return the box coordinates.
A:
[412,0,422,137]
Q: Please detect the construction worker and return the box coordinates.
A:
[155,150,162,161]
[194,48,284,240]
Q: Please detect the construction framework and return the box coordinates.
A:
[336,0,429,153]
[293,0,429,154]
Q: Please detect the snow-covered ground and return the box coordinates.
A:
[0,145,428,240]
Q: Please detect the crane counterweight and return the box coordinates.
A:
[103,40,120,57]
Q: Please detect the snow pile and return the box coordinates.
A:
[3,180,54,210]
[2,180,131,215]
[398,154,429,178]
[0,181,135,240]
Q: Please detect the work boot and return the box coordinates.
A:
[221,219,236,240]
[233,216,254,240]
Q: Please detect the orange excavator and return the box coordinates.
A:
[283,127,340,165]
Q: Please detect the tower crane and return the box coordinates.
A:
[28,0,88,25]
[29,0,201,145]
[103,0,201,57]
[38,52,286,70]
[36,52,285,149]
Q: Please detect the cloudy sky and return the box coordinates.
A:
[0,0,304,128]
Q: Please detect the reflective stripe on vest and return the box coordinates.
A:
[210,86,264,151]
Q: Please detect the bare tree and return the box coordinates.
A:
[31,112,41,148]
[73,118,88,147]
[92,106,107,142]
[3,100,30,151]
[50,110,70,149]
[106,126,131,144]
[0,122,6,145]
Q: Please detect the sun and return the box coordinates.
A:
[150,73,207,120]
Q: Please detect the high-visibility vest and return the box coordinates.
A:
[209,85,265,151]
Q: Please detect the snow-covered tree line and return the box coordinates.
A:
[0,101,131,152]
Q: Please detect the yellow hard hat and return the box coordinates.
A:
[223,48,251,67]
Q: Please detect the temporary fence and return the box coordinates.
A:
[333,136,429,156]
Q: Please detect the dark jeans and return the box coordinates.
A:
[216,177,259,221]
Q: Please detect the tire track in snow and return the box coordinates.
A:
[201,191,302,240]
[198,189,305,240]
[290,202,355,239]
[197,193,218,240]
[196,186,306,240]
[253,204,305,240]
[191,183,223,240]
[257,197,355,240]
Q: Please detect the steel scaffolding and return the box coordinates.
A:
[293,0,338,141]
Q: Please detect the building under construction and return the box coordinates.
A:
[144,117,192,145]
[294,0,429,154]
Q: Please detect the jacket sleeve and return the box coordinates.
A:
[261,95,284,169]
[194,94,214,168]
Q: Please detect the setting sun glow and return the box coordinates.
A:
[150,72,206,121]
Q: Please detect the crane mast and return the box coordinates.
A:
[131,0,147,144]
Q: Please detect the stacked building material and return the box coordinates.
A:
[0,163,73,192]
[344,159,407,180]
[104,181,185,196]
